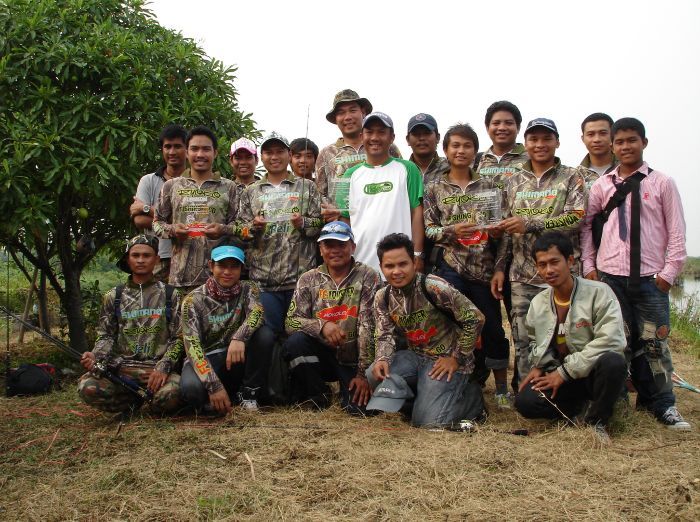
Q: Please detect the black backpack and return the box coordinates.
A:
[7,363,58,396]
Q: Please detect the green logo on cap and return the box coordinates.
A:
[363,181,393,195]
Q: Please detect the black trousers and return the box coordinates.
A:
[514,351,626,425]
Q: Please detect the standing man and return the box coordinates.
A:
[580,113,617,179]
[289,138,319,180]
[284,221,382,412]
[316,89,401,221]
[424,124,511,407]
[581,117,690,429]
[367,233,485,428]
[78,235,182,414]
[492,118,586,391]
[229,137,259,190]
[130,124,188,282]
[406,113,449,185]
[339,112,425,275]
[236,132,323,334]
[153,126,239,293]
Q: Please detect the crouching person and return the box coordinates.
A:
[515,232,627,441]
[367,233,486,428]
[285,221,382,412]
[179,241,274,414]
[78,235,183,414]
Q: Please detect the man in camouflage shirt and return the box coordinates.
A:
[153,126,239,293]
[406,113,450,186]
[491,118,586,391]
[316,89,401,221]
[78,235,183,414]
[236,132,323,334]
[579,112,618,192]
[284,221,382,412]
[367,233,485,428]
[229,137,260,193]
[424,124,512,408]
[179,242,274,413]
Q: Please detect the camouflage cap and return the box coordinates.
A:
[260,131,290,151]
[117,234,159,274]
[325,89,373,123]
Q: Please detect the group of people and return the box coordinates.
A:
[77,88,690,439]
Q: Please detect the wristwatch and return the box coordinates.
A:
[142,204,151,215]
[414,251,424,259]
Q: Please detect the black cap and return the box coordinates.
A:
[407,113,438,134]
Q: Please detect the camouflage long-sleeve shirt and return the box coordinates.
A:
[153,170,239,288]
[424,170,501,282]
[475,143,529,190]
[236,172,322,291]
[180,280,264,394]
[285,261,382,375]
[409,152,450,186]
[496,159,586,285]
[374,274,484,373]
[315,138,402,200]
[93,278,183,374]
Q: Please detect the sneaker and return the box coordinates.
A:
[240,398,259,411]
[591,421,612,446]
[494,392,513,410]
[659,406,691,430]
[238,387,260,412]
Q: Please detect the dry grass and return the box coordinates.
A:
[1,334,699,521]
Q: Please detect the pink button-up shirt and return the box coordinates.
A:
[581,162,686,284]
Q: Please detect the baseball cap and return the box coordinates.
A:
[211,245,246,265]
[326,89,373,123]
[362,111,394,130]
[366,374,415,413]
[260,132,290,151]
[117,234,159,274]
[407,113,438,134]
[318,221,355,243]
[524,118,559,138]
[230,137,257,157]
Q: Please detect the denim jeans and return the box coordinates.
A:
[600,273,675,416]
[366,350,484,428]
[260,290,294,335]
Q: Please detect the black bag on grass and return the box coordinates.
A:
[6,363,57,396]
[266,338,291,405]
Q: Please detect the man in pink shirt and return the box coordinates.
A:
[581,117,690,430]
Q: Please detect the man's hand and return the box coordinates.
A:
[518,366,544,392]
[290,213,303,230]
[130,197,146,217]
[320,203,341,223]
[226,340,246,369]
[585,270,599,281]
[454,223,479,238]
[491,271,505,300]
[204,223,226,239]
[173,223,189,242]
[530,370,565,399]
[321,322,347,347]
[80,351,96,371]
[252,215,267,231]
[348,375,371,406]
[428,355,459,382]
[208,389,232,415]
[147,369,168,393]
[372,360,390,381]
[500,216,527,235]
[655,275,671,293]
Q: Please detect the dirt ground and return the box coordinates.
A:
[1,334,699,521]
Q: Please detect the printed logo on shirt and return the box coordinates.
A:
[363,181,394,195]
[478,166,521,176]
[576,320,592,328]
[514,206,554,216]
[442,194,490,205]
[515,189,558,200]
[317,304,358,322]
[121,308,164,320]
[643,192,650,200]
[405,325,438,345]
[176,188,222,198]
[335,154,365,165]
[318,287,355,300]
[393,309,428,328]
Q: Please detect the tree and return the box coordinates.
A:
[0,0,258,352]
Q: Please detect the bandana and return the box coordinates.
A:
[205,277,241,302]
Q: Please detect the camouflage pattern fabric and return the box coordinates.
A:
[509,282,543,386]
[475,143,529,190]
[236,173,322,291]
[153,258,171,284]
[153,170,239,288]
[579,153,618,190]
[77,362,181,413]
[285,261,382,374]
[180,280,264,394]
[374,274,484,373]
[495,159,586,285]
[315,138,402,200]
[409,152,450,186]
[424,170,500,283]
[93,277,183,374]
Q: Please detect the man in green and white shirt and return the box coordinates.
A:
[339,111,425,275]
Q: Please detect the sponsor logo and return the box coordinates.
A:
[576,320,592,328]
[363,181,393,195]
[121,308,164,320]
[514,206,553,216]
[335,154,365,165]
[515,189,558,200]
[442,194,489,205]
[317,304,358,321]
[457,230,488,247]
[318,287,355,300]
[405,326,438,345]
[176,188,221,198]
[393,309,427,327]
[544,212,583,230]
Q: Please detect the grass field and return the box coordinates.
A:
[1,332,699,521]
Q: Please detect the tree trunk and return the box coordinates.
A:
[60,264,88,353]
[37,271,50,331]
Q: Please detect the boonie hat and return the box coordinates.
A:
[260,132,290,151]
[326,89,373,123]
[362,111,394,130]
[117,234,159,274]
[230,137,257,157]
[211,245,246,265]
[524,118,559,138]
[407,113,438,134]
[366,374,415,413]
[318,221,355,243]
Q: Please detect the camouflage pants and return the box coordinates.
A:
[77,362,181,414]
[510,282,544,391]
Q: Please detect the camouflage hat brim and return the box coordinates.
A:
[326,96,373,123]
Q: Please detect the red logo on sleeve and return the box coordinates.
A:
[317,304,358,322]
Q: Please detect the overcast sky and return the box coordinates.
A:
[148,0,700,255]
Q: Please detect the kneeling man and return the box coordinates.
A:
[368,233,485,428]
[515,232,627,440]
